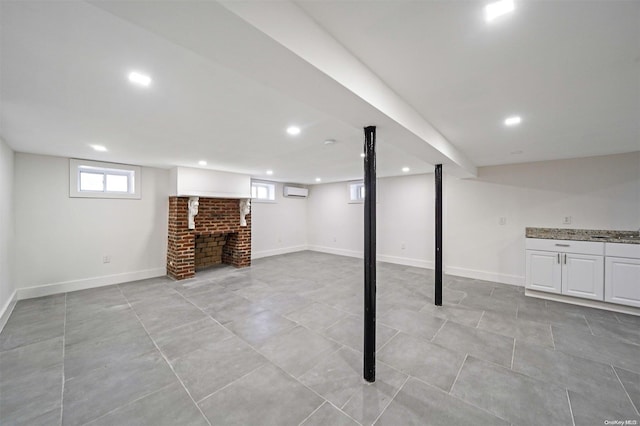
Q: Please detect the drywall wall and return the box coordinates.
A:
[170,166,251,198]
[307,180,364,258]
[251,182,308,258]
[307,152,640,285]
[307,174,434,268]
[445,152,640,284]
[0,138,16,324]
[14,153,170,297]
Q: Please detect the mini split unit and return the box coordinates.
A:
[283,186,309,198]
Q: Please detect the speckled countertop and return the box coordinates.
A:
[526,227,640,244]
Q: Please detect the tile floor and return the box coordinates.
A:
[1,251,639,425]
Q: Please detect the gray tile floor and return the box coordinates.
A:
[1,251,639,425]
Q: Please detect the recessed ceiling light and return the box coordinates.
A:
[315,177,322,182]
[402,167,410,173]
[323,139,336,145]
[90,144,107,152]
[128,71,152,87]
[485,0,515,22]
[198,160,207,166]
[504,115,522,126]
[286,126,301,136]
[266,170,274,175]
[360,153,366,158]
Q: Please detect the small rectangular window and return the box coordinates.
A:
[105,173,129,192]
[251,180,276,202]
[349,181,365,203]
[70,159,141,199]
[79,171,104,192]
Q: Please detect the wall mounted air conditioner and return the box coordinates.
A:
[283,186,309,198]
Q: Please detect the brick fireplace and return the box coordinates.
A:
[167,197,251,280]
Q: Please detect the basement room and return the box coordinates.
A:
[0,1,639,425]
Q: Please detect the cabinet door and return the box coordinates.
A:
[526,250,562,294]
[605,257,640,307]
[562,253,604,300]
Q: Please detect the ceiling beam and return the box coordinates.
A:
[220,0,477,178]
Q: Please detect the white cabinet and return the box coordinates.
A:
[525,239,604,301]
[563,253,605,300]
[605,243,640,307]
[526,250,562,293]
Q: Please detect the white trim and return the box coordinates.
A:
[252,245,308,259]
[307,247,434,269]
[445,266,524,286]
[0,289,18,333]
[377,254,433,269]
[16,267,166,300]
[525,288,640,317]
[250,199,277,204]
[307,245,363,259]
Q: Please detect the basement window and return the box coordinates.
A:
[251,180,276,202]
[349,181,365,203]
[70,159,141,199]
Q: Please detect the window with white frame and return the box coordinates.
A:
[349,181,365,202]
[70,159,141,199]
[251,180,276,201]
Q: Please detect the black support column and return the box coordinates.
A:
[363,126,377,383]
[435,164,443,306]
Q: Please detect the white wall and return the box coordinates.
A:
[307,181,364,258]
[14,153,169,298]
[251,182,308,258]
[0,138,16,323]
[307,152,640,285]
[307,175,434,268]
[377,174,434,267]
[170,166,251,198]
[445,152,640,284]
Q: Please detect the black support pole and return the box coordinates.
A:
[435,164,443,306]
[363,126,377,383]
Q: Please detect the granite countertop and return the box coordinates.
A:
[526,227,640,244]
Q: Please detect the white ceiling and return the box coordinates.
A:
[1,1,638,184]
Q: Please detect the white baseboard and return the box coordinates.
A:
[252,245,308,260]
[307,245,363,259]
[307,247,524,286]
[445,266,524,286]
[0,289,17,333]
[525,289,640,317]
[16,267,167,300]
[307,247,433,269]
[377,254,434,269]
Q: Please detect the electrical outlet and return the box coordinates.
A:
[563,216,572,225]
[499,217,507,226]
[103,255,111,264]
[333,236,337,242]
[401,243,406,250]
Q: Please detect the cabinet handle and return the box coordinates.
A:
[555,243,570,247]
[557,253,560,263]
[564,254,567,264]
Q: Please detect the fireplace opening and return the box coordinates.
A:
[195,233,230,271]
